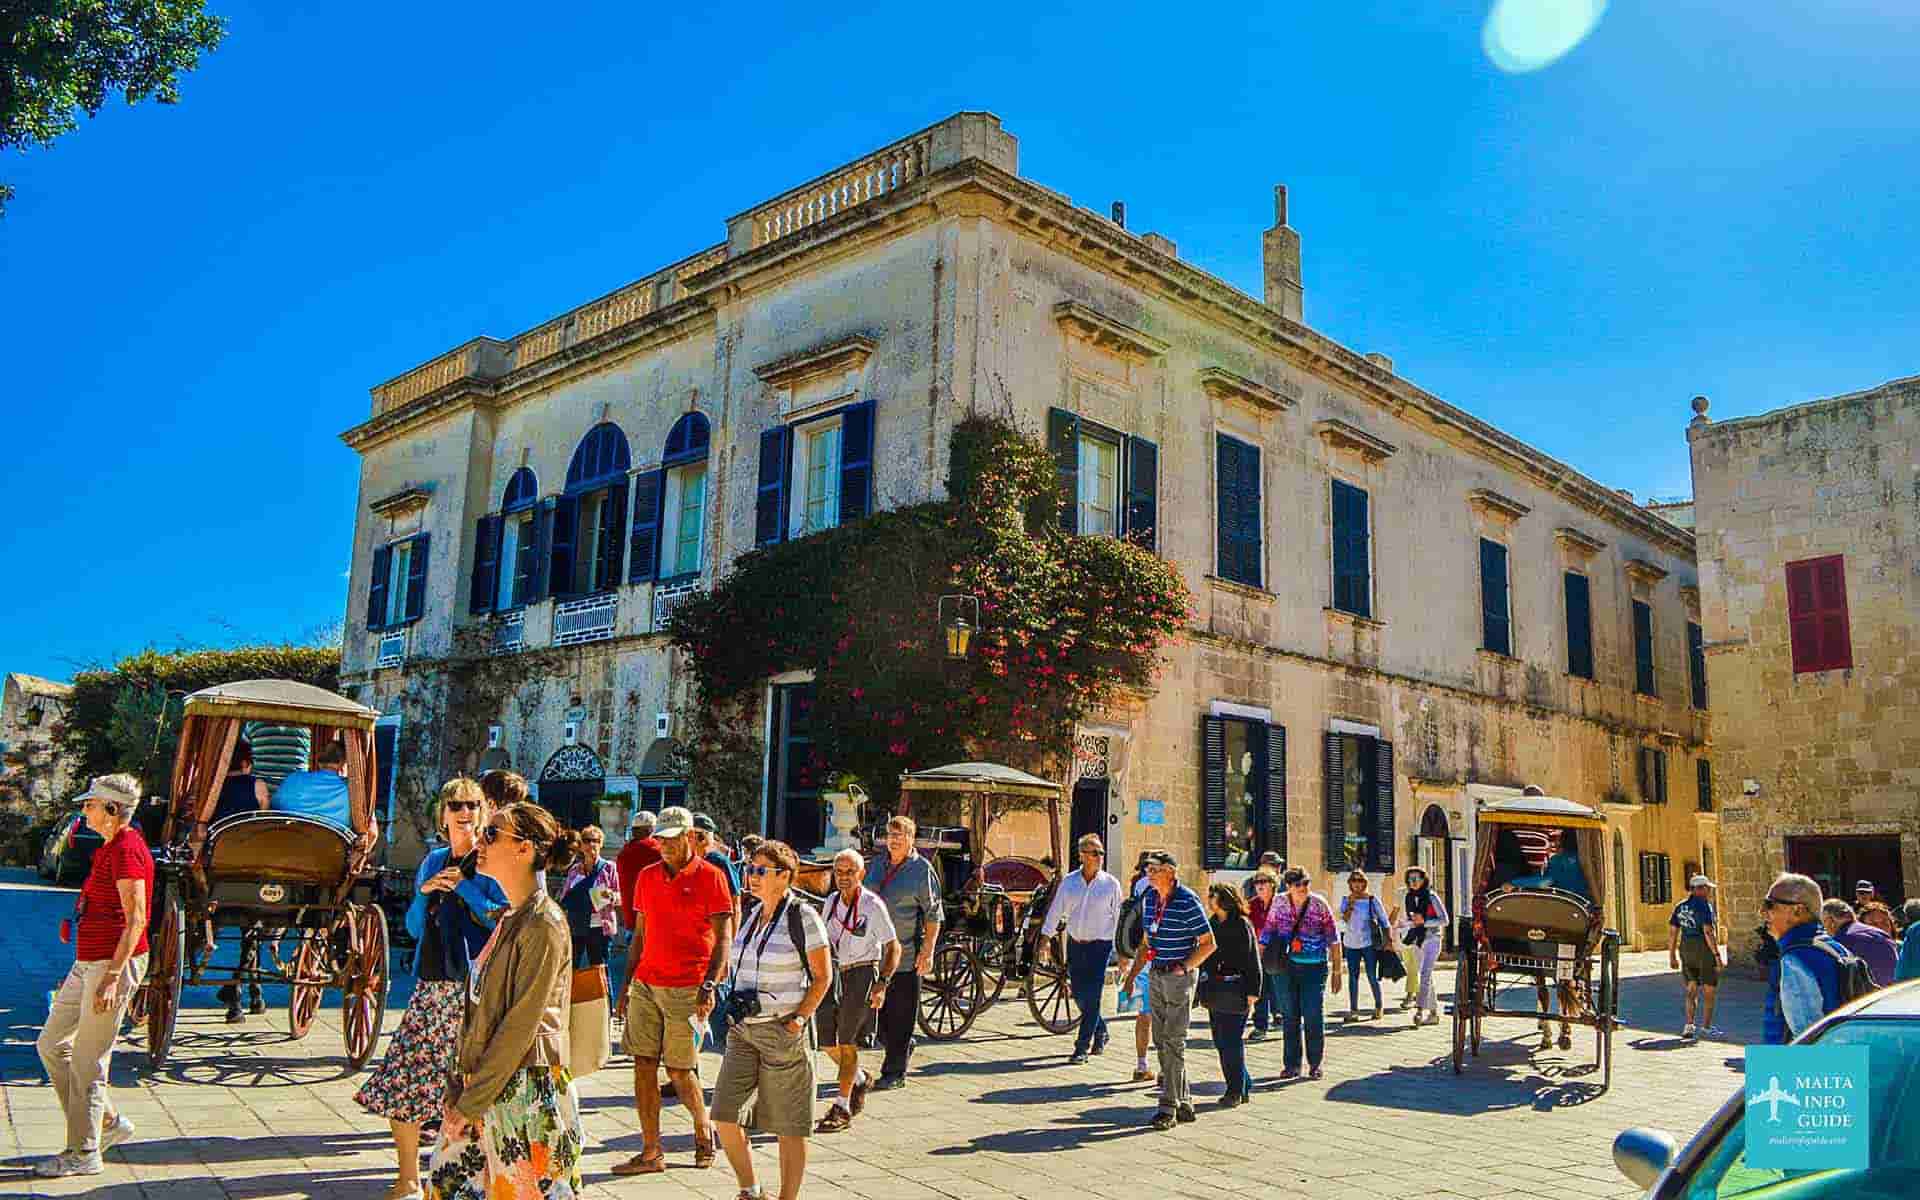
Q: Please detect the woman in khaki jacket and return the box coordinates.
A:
[426,802,584,1200]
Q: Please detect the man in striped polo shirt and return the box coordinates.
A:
[1118,851,1215,1129]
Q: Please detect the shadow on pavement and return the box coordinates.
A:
[926,1102,1152,1155]
[915,1054,1063,1078]
[1322,1036,1609,1114]
[107,1131,389,1166]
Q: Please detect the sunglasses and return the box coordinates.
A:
[444,800,480,813]
[1287,881,1310,890]
[1761,896,1799,910]
[1080,848,1105,856]
[481,824,525,846]
[746,864,791,878]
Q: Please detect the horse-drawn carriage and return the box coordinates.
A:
[133,680,391,1070]
[1450,788,1622,1087]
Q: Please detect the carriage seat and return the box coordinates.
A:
[205,812,354,888]
[975,857,1050,897]
[1480,887,1596,963]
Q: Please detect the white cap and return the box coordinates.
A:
[1688,874,1715,889]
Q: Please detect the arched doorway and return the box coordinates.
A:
[539,744,605,831]
[1416,804,1452,948]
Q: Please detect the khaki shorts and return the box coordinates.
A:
[711,1019,817,1138]
[1679,938,1721,987]
[622,979,705,1071]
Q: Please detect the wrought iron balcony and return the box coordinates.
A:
[554,594,617,646]
[651,580,702,634]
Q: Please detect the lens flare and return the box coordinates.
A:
[1482,0,1608,74]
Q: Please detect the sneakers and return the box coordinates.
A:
[848,1071,873,1117]
[1068,1051,1089,1065]
[873,1074,906,1091]
[1131,1067,1156,1083]
[1683,1023,1697,1040]
[35,1150,104,1178]
[100,1115,136,1152]
[1175,1104,1197,1123]
[1150,1111,1175,1131]
[1702,1025,1724,1038]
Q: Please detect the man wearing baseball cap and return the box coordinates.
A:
[1667,874,1725,1039]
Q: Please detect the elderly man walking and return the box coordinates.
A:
[865,815,943,1090]
[1762,872,1852,1044]
[813,849,900,1133]
[615,806,736,1176]
[1042,833,1122,1064]
[1119,851,1214,1130]
[35,775,154,1178]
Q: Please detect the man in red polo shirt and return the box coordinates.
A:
[613,807,734,1177]
[613,809,662,1014]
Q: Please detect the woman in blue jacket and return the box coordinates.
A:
[354,779,507,1200]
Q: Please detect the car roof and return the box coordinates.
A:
[1846,977,1920,1018]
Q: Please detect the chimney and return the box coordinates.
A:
[1262,184,1303,321]
[1111,201,1127,228]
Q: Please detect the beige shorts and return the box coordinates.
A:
[711,1019,817,1138]
[622,979,705,1071]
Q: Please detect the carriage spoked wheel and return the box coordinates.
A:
[341,904,390,1070]
[916,939,984,1041]
[1596,933,1621,1090]
[144,891,185,1069]
[1023,932,1076,1034]
[1450,953,1469,1075]
[288,933,326,1039]
[973,918,1014,1006]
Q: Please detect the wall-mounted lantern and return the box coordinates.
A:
[939,594,980,661]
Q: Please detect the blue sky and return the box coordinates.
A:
[3,2,1916,682]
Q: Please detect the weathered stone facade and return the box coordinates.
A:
[1,673,78,808]
[1688,379,1920,951]
[340,113,1703,946]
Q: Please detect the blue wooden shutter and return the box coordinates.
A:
[1480,538,1510,655]
[1123,435,1158,552]
[1048,408,1080,533]
[1368,737,1395,872]
[1235,439,1262,586]
[1688,621,1707,709]
[839,399,874,524]
[1564,572,1594,679]
[628,469,665,583]
[549,495,580,597]
[600,481,628,590]
[1217,435,1259,586]
[1265,722,1287,862]
[1697,758,1713,813]
[525,502,553,603]
[755,427,791,546]
[1332,480,1370,617]
[366,544,392,630]
[470,515,501,615]
[1202,716,1227,869]
[1655,749,1668,804]
[403,533,429,623]
[1323,731,1346,870]
[1633,600,1656,695]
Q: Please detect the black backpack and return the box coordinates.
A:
[1809,935,1878,1003]
[741,895,839,1004]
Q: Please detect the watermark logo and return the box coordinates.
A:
[1743,1046,1871,1170]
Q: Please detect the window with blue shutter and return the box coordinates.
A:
[402,533,429,623]
[470,515,502,615]
[1696,758,1713,813]
[366,543,392,630]
[1202,716,1228,869]
[1324,730,1391,871]
[1480,538,1511,655]
[549,495,580,598]
[756,427,791,546]
[628,469,665,583]
[1564,572,1594,680]
[595,480,628,591]
[1204,716,1279,869]
[1369,737,1395,873]
[1265,723,1287,862]
[526,500,553,602]
[839,399,874,524]
[1687,621,1707,709]
[1331,480,1371,617]
[1638,745,1668,804]
[1048,408,1080,534]
[1216,434,1261,588]
[1323,731,1346,870]
[663,411,710,463]
[1124,436,1158,552]
[1633,600,1656,696]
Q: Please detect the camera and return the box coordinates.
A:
[725,988,761,1027]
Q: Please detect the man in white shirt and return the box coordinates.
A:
[1042,833,1123,1064]
[813,849,900,1133]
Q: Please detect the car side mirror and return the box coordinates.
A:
[1613,1127,1678,1190]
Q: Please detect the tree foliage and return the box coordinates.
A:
[669,414,1190,812]
[1,1,227,213]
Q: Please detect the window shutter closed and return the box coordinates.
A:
[1216,435,1260,587]
[470,515,501,615]
[839,399,875,524]
[367,544,392,630]
[1697,759,1713,812]
[549,495,580,598]
[1048,408,1080,533]
[403,533,429,622]
[1813,558,1852,669]
[628,469,665,583]
[1480,539,1510,655]
[1637,746,1651,802]
[1266,722,1287,862]
[1654,749,1668,804]
[598,480,628,590]
[1202,716,1227,870]
[1659,855,1672,903]
[1633,600,1656,695]
[1368,738,1395,873]
[1323,731,1346,870]
[1564,572,1594,679]
[527,500,553,603]
[1123,435,1158,552]
[755,427,791,546]
[1688,621,1708,709]
[1639,853,1652,904]
[1332,480,1370,617]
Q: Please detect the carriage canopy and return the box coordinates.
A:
[1470,790,1608,915]
[899,762,1063,876]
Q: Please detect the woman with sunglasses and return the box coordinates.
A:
[426,802,583,1200]
[559,824,620,1079]
[1257,868,1341,1080]
[1390,866,1448,1026]
[712,839,832,1200]
[357,778,505,1200]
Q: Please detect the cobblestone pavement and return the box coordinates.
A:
[2,868,1759,1198]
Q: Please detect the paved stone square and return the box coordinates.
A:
[2,869,1757,1198]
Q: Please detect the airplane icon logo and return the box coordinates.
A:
[1747,1076,1802,1124]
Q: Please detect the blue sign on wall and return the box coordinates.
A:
[1743,1045,1871,1170]
[1137,798,1165,826]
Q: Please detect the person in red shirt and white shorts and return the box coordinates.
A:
[34,774,155,1178]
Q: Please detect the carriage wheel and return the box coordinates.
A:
[1598,933,1620,1090]
[1024,932,1076,1034]
[1471,959,1487,1056]
[145,891,184,1069]
[1450,955,1470,1074]
[973,927,1013,1006]
[342,905,390,1070]
[917,940,983,1041]
[288,934,326,1039]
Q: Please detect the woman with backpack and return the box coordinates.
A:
[1391,867,1449,1026]
[1258,868,1342,1080]
[1199,885,1264,1107]
[1337,871,1394,1022]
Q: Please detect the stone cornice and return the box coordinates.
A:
[1468,488,1531,523]
[1197,366,1297,413]
[1625,558,1671,586]
[1553,527,1608,558]
[1313,418,1397,462]
[1052,301,1169,363]
[368,486,432,517]
[752,334,877,388]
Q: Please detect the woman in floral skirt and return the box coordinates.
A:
[355,777,506,1200]
[427,800,583,1200]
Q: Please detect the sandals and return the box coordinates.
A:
[814,1107,852,1134]
[693,1135,716,1169]
[611,1153,665,1177]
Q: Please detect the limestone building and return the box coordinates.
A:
[1688,380,1920,947]
[1,673,78,807]
[340,112,1705,945]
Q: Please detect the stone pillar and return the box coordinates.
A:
[1262,185,1304,322]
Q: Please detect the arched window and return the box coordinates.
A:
[502,467,538,513]
[553,424,631,596]
[630,411,713,584]
[486,468,539,611]
[565,423,631,494]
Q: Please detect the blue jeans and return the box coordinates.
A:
[1344,946,1381,1012]
[1065,938,1112,1054]
[1207,1008,1253,1097]
[1272,964,1327,1071]
[1252,975,1273,1032]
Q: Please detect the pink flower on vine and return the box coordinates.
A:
[889,741,908,756]
[850,687,865,700]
